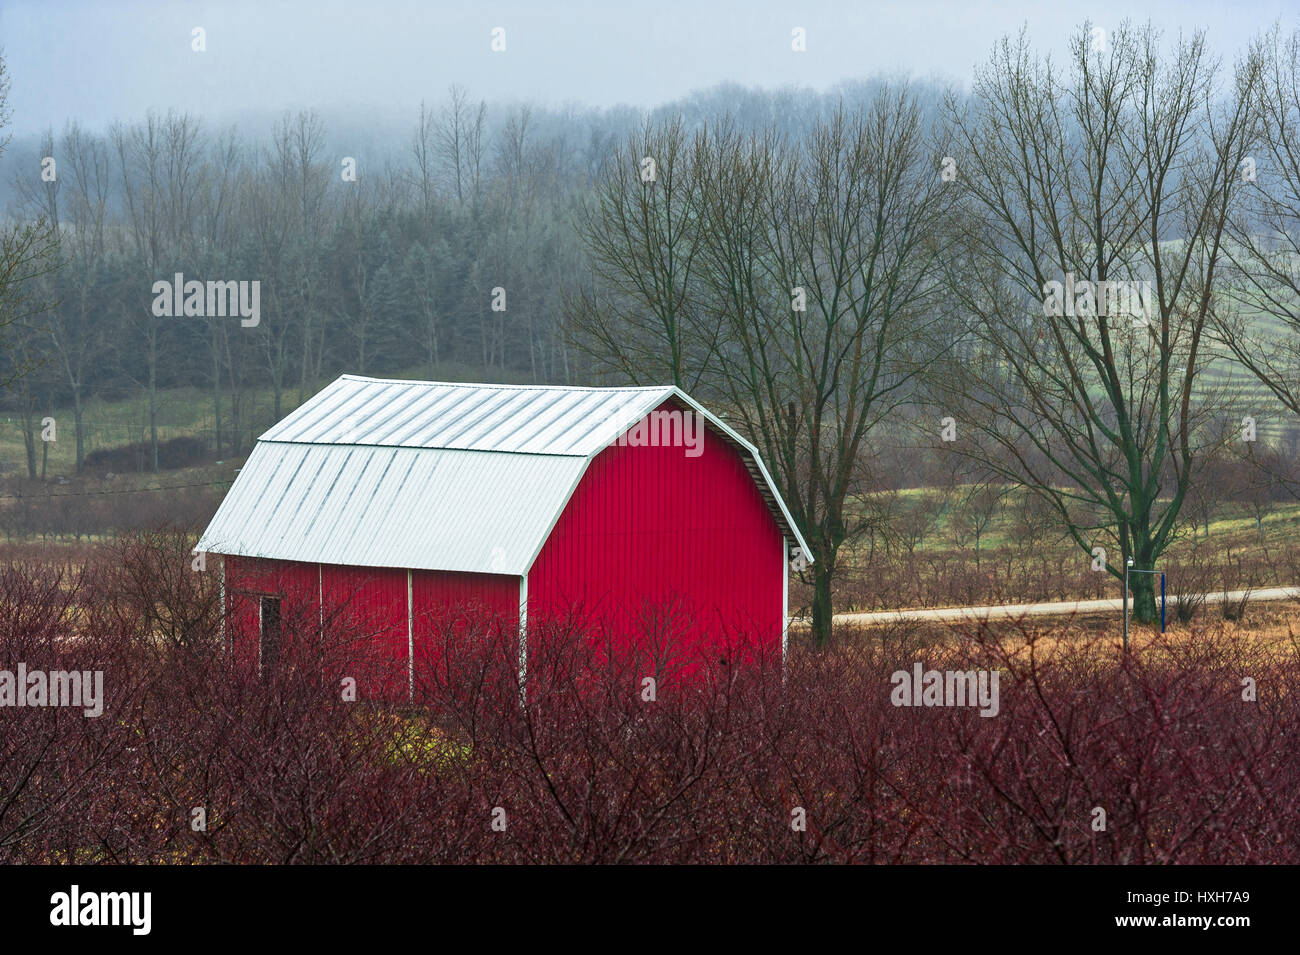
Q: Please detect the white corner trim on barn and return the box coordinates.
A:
[518,574,528,706]
[218,555,227,652]
[407,569,414,703]
[782,537,790,666]
[196,376,812,576]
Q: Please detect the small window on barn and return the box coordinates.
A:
[259,596,282,678]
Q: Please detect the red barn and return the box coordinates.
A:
[197,375,811,699]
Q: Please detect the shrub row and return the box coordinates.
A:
[1,533,1295,863]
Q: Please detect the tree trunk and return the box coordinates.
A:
[21,411,36,479]
[1131,570,1158,624]
[810,559,835,647]
[73,395,85,473]
[149,335,159,473]
[212,324,223,457]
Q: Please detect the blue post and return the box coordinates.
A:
[1160,573,1166,633]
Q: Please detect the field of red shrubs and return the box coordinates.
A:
[1,531,1297,864]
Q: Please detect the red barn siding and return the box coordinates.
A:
[411,569,519,628]
[224,556,321,674]
[411,569,519,700]
[224,556,522,702]
[528,402,784,674]
[319,564,409,700]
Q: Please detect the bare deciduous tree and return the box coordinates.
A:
[437,84,486,209]
[1216,25,1300,421]
[937,23,1259,623]
[568,116,717,391]
[574,91,953,644]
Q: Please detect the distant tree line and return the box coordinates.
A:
[3,91,599,469]
[0,76,924,472]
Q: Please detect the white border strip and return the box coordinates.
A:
[518,574,528,706]
[407,569,415,703]
[782,536,790,667]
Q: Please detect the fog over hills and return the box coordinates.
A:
[2,0,1280,133]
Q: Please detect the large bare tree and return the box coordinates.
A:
[572,92,952,644]
[936,23,1260,623]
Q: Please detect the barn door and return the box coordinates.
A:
[259,596,282,678]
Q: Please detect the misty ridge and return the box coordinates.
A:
[0,76,953,211]
[0,65,1259,455]
[0,74,957,464]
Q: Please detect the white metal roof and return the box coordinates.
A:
[197,443,586,575]
[260,376,677,456]
[198,375,812,574]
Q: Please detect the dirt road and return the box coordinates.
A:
[798,586,1300,627]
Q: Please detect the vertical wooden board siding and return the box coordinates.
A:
[409,568,520,701]
[528,401,784,676]
[223,556,322,675]
[319,563,410,702]
[221,557,523,701]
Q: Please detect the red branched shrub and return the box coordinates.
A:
[1,539,1297,864]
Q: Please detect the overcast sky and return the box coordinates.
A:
[2,0,1295,136]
